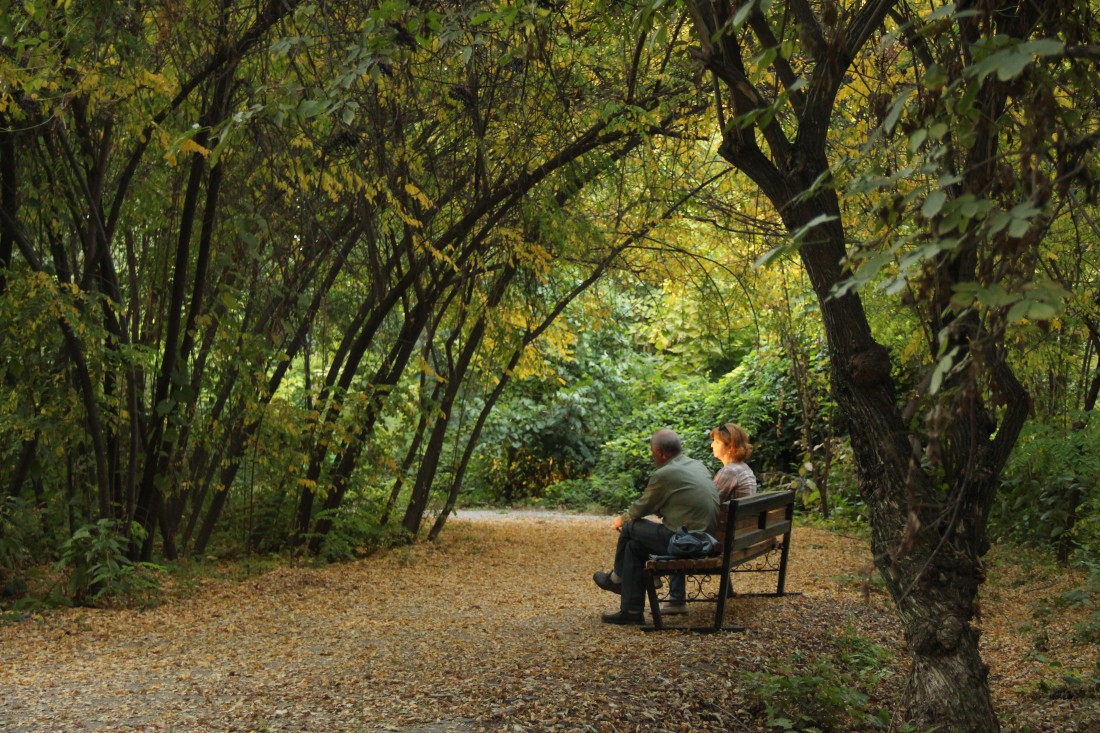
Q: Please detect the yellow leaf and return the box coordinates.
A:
[404,182,433,209]
[179,139,211,158]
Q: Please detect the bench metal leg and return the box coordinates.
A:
[713,570,732,631]
[644,573,663,630]
[776,535,792,595]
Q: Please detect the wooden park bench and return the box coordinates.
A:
[643,489,796,632]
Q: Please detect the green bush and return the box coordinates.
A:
[466,329,643,504]
[538,474,636,513]
[0,496,35,597]
[54,519,161,607]
[992,414,1100,561]
[700,342,805,472]
[742,632,895,732]
[466,332,840,516]
[313,500,399,562]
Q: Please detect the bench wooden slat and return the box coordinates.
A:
[730,520,791,551]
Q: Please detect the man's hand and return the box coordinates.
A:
[612,516,624,532]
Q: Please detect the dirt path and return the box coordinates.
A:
[0,513,1095,732]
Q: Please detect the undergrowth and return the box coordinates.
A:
[741,630,897,732]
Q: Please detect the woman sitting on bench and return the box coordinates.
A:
[661,422,757,615]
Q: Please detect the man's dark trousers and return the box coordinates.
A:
[614,519,674,613]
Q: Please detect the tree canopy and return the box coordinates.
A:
[3,1,1100,730]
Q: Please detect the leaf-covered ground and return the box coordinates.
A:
[1,512,1097,732]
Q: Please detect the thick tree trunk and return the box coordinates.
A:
[795,198,1004,733]
[682,0,1022,726]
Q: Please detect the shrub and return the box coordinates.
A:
[0,496,35,597]
[992,414,1100,561]
[312,502,398,562]
[538,475,636,513]
[742,632,895,732]
[54,519,161,607]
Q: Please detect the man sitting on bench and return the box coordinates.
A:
[592,428,720,625]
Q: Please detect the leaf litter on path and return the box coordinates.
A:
[0,512,1096,732]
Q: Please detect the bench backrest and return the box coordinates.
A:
[714,490,795,557]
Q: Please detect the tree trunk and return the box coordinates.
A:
[307,303,430,553]
[132,136,209,560]
[428,343,522,541]
[796,191,1006,733]
[294,252,423,541]
[0,113,15,297]
[381,334,441,527]
[679,0,1046,726]
[401,266,517,539]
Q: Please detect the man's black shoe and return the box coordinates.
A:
[601,609,645,625]
[593,571,622,595]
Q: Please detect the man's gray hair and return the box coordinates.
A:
[650,429,682,457]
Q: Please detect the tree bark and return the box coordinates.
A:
[0,113,15,297]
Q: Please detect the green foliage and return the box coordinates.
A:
[593,372,718,499]
[312,498,401,563]
[242,485,300,556]
[0,496,36,596]
[467,316,653,505]
[54,520,161,607]
[589,341,828,511]
[992,414,1100,558]
[472,319,851,515]
[742,632,896,732]
[537,475,636,513]
[701,342,806,472]
[467,387,606,504]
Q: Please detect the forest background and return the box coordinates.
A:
[1,0,1099,731]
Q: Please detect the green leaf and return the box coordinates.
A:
[790,214,839,244]
[926,3,959,20]
[994,51,1033,81]
[732,1,755,28]
[1006,300,1029,322]
[988,211,1012,235]
[883,88,914,133]
[921,189,947,218]
[1027,301,1058,320]
[1023,39,1065,57]
[908,128,928,153]
[1007,217,1031,238]
[969,38,1063,83]
[930,347,959,395]
[298,99,327,118]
